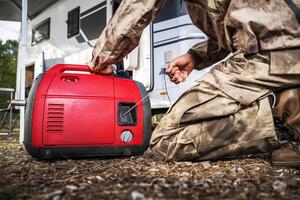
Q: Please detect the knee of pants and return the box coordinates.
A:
[150,137,200,162]
[149,115,183,146]
[149,124,201,162]
[149,137,169,161]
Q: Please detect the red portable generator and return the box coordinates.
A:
[24,64,151,159]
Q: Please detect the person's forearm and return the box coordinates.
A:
[89,0,166,73]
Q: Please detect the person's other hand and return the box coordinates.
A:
[166,53,196,84]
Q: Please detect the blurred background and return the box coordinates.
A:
[0,21,20,135]
[0,21,20,108]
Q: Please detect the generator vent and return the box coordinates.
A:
[47,104,64,132]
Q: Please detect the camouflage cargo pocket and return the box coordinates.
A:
[270,48,300,74]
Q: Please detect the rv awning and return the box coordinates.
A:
[0,0,59,21]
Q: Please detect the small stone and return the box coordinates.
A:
[255,167,261,171]
[66,185,77,191]
[44,190,63,199]
[212,164,220,169]
[236,167,245,174]
[200,161,212,169]
[279,172,285,177]
[139,182,152,187]
[231,166,245,174]
[272,180,287,192]
[79,183,89,189]
[149,168,159,172]
[276,169,284,173]
[182,161,194,166]
[131,191,144,200]
[179,176,189,183]
[214,171,225,178]
[96,176,104,181]
[206,178,214,183]
[182,172,190,176]
[203,182,210,189]
[233,178,240,187]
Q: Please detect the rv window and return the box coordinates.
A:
[32,18,50,45]
[113,0,122,13]
[67,7,80,38]
[79,3,106,41]
[154,1,188,23]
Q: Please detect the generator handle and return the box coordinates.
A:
[51,64,92,73]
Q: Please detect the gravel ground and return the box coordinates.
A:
[1,135,300,200]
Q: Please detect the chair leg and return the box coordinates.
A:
[0,111,8,129]
[9,113,19,136]
[9,104,12,136]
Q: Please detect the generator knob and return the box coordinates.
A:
[120,130,133,143]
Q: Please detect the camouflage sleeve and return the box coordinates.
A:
[89,0,166,73]
[187,39,229,70]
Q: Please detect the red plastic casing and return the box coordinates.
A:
[30,64,144,148]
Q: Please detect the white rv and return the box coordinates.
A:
[25,0,208,112]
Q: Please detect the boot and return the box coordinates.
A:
[272,145,300,167]
[271,88,300,167]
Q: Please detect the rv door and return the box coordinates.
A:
[110,0,151,86]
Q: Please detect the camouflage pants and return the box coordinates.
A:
[150,53,300,162]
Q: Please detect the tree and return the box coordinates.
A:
[0,39,18,109]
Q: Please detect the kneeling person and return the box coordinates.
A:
[89,0,300,166]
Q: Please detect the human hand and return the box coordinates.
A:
[90,65,115,75]
[165,53,196,84]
